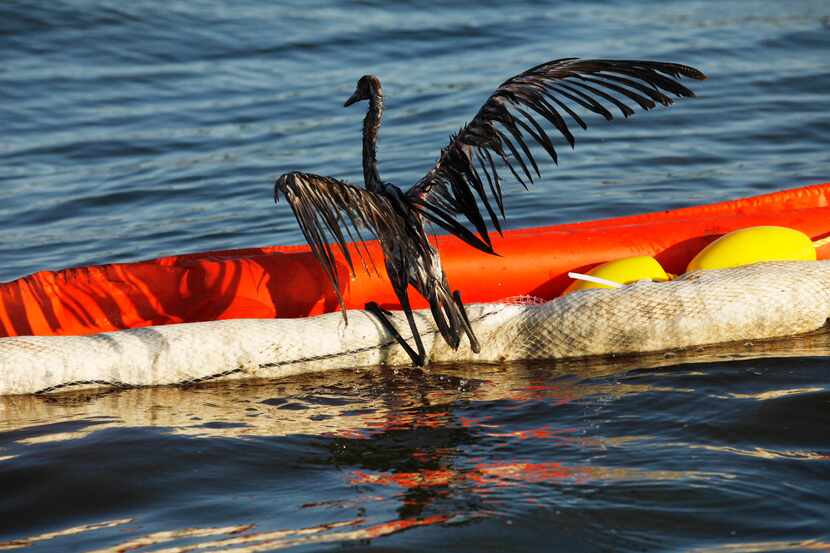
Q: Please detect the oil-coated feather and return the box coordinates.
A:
[275,171,408,320]
[407,58,706,244]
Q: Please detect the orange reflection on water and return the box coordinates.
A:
[352,460,592,489]
[361,409,453,432]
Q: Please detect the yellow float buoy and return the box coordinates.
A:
[686,226,816,273]
[564,255,669,294]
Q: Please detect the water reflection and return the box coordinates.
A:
[0,360,646,549]
[6,333,827,550]
[0,517,448,552]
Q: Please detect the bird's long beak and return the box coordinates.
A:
[343,91,361,107]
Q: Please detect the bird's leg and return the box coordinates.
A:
[365,301,426,367]
[397,290,428,366]
[453,290,480,353]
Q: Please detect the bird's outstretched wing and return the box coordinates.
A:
[407,58,706,248]
[275,171,496,319]
[274,171,405,317]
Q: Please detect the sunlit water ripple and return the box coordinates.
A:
[1,1,829,551]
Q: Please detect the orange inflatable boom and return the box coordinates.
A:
[3,182,830,338]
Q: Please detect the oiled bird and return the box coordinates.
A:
[274,58,706,366]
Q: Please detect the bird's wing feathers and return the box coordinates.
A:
[407,58,706,248]
[274,171,404,317]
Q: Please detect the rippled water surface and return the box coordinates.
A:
[2,0,830,551]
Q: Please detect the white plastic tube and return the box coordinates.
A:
[567,272,624,288]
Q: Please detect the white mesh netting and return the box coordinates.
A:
[2,261,829,395]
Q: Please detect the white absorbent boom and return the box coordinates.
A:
[2,261,829,395]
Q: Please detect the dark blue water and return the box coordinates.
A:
[2,1,830,551]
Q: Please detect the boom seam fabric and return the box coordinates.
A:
[34,379,134,395]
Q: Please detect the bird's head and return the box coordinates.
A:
[344,75,381,107]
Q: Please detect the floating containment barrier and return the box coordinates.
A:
[2,261,830,395]
[4,182,830,395]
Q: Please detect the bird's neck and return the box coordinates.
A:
[362,89,383,190]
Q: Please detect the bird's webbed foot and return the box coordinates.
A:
[452,290,480,354]
[365,301,427,367]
